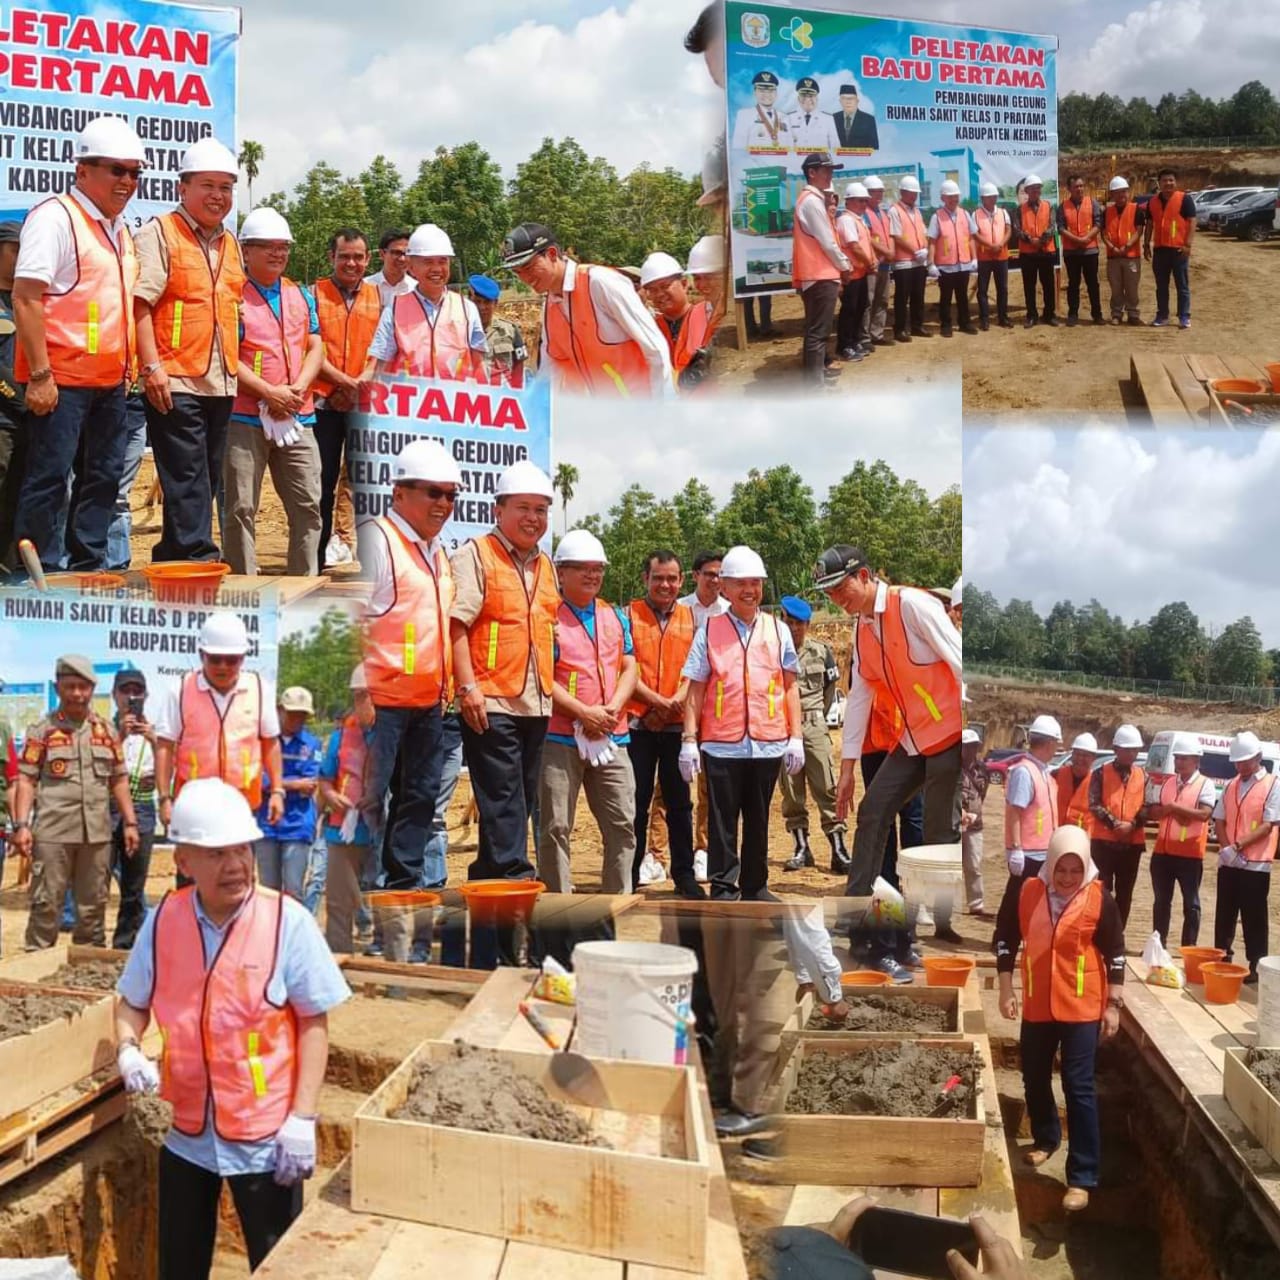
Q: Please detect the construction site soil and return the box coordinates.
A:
[0,991,89,1041]
[805,992,953,1033]
[44,960,125,992]
[1245,1048,1280,1101]
[786,1042,978,1118]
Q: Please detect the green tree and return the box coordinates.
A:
[961,586,1002,662]
[238,139,264,209]
[403,143,509,279]
[998,599,1047,667]
[583,485,682,603]
[1075,600,1129,676]
[1044,600,1078,670]
[508,137,624,264]
[554,462,579,535]
[1154,92,1181,137]
[671,478,718,570]
[277,609,363,732]
[1123,97,1156,142]
[1226,80,1280,140]
[715,466,820,600]
[1210,617,1267,686]
[1059,92,1093,147]
[1137,602,1205,682]
[613,165,706,266]
[278,162,371,284]
[359,155,407,243]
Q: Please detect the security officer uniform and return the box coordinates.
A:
[468,274,527,383]
[777,597,849,874]
[19,655,130,948]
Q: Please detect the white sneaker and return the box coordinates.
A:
[324,536,353,568]
[693,849,709,883]
[638,852,667,886]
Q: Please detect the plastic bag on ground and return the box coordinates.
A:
[869,875,907,927]
[1142,930,1183,988]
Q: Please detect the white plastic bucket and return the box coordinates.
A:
[897,842,964,903]
[572,941,698,1065]
[1257,955,1280,1047]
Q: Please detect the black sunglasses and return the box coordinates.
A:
[403,482,458,502]
[89,161,143,180]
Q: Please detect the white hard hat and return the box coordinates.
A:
[686,234,725,275]
[1028,714,1063,741]
[169,778,263,847]
[1109,175,1130,191]
[1023,173,1045,188]
[496,460,554,499]
[863,175,885,190]
[279,686,314,715]
[75,116,146,165]
[1230,731,1263,763]
[899,175,921,194]
[979,182,1000,198]
[180,137,238,177]
[951,576,961,604]
[198,611,249,656]
[961,728,981,745]
[720,545,768,579]
[393,439,463,486]
[1071,732,1100,754]
[844,181,870,200]
[349,664,368,691]
[639,251,684,287]
[407,223,454,257]
[1171,733,1202,756]
[554,528,608,565]
[939,180,961,197]
[240,207,293,243]
[1112,724,1143,749]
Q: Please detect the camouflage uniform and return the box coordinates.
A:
[484,317,528,379]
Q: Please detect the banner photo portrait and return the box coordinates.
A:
[724,2,1057,296]
[0,0,241,224]
[347,374,554,555]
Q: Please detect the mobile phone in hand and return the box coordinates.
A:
[848,1206,980,1280]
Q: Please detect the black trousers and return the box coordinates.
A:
[461,713,545,880]
[893,265,927,334]
[704,754,781,900]
[1020,254,1056,320]
[144,394,232,562]
[1090,840,1142,929]
[976,260,1009,325]
[800,279,839,388]
[0,417,29,574]
[630,728,694,887]
[937,273,972,331]
[1064,253,1103,319]
[313,407,350,574]
[835,275,869,352]
[744,295,773,336]
[111,822,154,949]
[158,1146,302,1278]
[1150,852,1203,948]
[1215,865,1271,969]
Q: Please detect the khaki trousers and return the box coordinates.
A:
[1107,257,1142,321]
[325,841,366,953]
[779,717,845,837]
[695,769,710,852]
[25,840,111,949]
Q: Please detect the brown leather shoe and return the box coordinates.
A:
[1022,1147,1052,1167]
[1063,1187,1090,1212]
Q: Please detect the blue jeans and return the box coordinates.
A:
[1152,247,1190,322]
[422,713,464,888]
[253,838,311,899]
[303,833,327,914]
[1021,1019,1102,1188]
[106,394,148,569]
[16,383,128,571]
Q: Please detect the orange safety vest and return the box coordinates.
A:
[1004,759,1058,853]
[152,885,298,1141]
[1018,201,1054,255]
[1061,196,1098,251]
[548,599,628,738]
[392,289,474,380]
[700,612,788,745]
[1019,877,1107,1023]
[1104,202,1141,259]
[854,588,960,755]
[1150,192,1188,249]
[625,599,695,722]
[835,211,871,280]
[542,264,652,398]
[791,187,842,286]
[891,201,928,263]
[362,516,454,708]
[335,714,368,811]
[974,206,1010,261]
[864,687,905,755]
[1097,763,1146,846]
[232,277,313,418]
[1154,772,1210,859]
[1053,763,1094,837]
[312,277,382,397]
[1222,773,1280,864]
[933,208,974,266]
[469,533,558,699]
[150,211,243,379]
[174,671,265,808]
[15,194,138,387]
[864,205,891,261]
[655,302,714,375]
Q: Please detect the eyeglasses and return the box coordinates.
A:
[89,162,143,181]
[697,569,721,579]
[116,684,146,696]
[203,652,244,666]
[384,249,408,258]
[559,563,604,572]
[402,483,458,502]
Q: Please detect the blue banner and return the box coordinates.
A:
[725,3,1057,296]
[0,0,241,225]
[347,375,554,555]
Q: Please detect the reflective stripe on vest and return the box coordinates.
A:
[1223,773,1280,864]
[363,516,453,707]
[14,194,137,387]
[174,671,264,808]
[792,187,843,286]
[891,202,928,262]
[1151,192,1188,249]
[542,265,653,398]
[548,600,627,738]
[699,612,788,744]
[152,886,297,1141]
[336,714,368,810]
[151,212,244,378]
[392,289,472,380]
[933,208,974,267]
[1099,763,1147,846]
[469,534,558,698]
[626,599,695,721]
[975,207,1010,261]
[1005,760,1059,853]
[1053,763,1094,837]
[1155,772,1209,859]
[1105,201,1141,259]
[1018,201,1053,253]
[1018,877,1106,1023]
[656,303,714,374]
[1062,196,1097,249]
[232,278,313,418]
[312,278,382,396]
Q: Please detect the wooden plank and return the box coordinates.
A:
[1223,1049,1280,1165]
[338,957,489,997]
[371,1224,507,1279]
[1184,354,1233,383]
[499,1242,622,1279]
[1164,355,1214,421]
[784,1184,938,1224]
[0,943,70,984]
[444,968,539,1048]
[0,1080,127,1190]
[1224,356,1269,383]
[1131,353,1193,424]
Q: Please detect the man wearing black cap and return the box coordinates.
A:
[733,70,790,154]
[111,667,157,948]
[0,220,28,574]
[792,153,851,391]
[832,82,879,151]
[787,77,839,155]
[468,274,527,385]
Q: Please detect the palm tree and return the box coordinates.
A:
[554,462,579,535]
[238,140,265,210]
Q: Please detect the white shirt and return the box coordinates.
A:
[786,110,840,156]
[1213,768,1280,872]
[887,202,928,271]
[15,184,131,290]
[542,260,673,398]
[364,269,416,311]
[794,184,851,288]
[358,507,447,616]
[841,582,963,761]
[677,590,730,629]
[927,209,979,272]
[732,106,790,154]
[153,671,280,744]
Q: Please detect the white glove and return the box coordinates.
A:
[1219,845,1247,870]
[913,248,928,264]
[784,737,806,776]
[573,722,614,766]
[118,1044,160,1095]
[273,1112,317,1186]
[927,264,940,280]
[679,741,701,783]
[339,805,359,842]
[1006,848,1025,877]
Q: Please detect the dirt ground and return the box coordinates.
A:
[787,1041,978,1118]
[806,991,953,1033]
[0,990,87,1041]
[44,959,125,991]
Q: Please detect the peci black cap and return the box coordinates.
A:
[813,544,868,590]
[838,83,859,95]
[801,151,843,173]
[501,222,557,269]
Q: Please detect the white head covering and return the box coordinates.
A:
[1039,824,1099,892]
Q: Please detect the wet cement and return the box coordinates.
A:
[46,959,126,991]
[787,1043,979,1118]
[806,994,953,1033]
[0,992,88,1042]
[392,1041,610,1148]
[125,1094,174,1149]
[1245,1048,1280,1098]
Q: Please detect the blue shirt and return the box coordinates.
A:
[117,891,350,1175]
[682,611,799,759]
[548,601,635,749]
[319,724,373,844]
[366,290,488,363]
[258,727,322,841]
[231,278,321,428]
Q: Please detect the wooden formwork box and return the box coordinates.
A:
[787,985,963,1037]
[755,1033,987,1187]
[351,1041,712,1272]
[1224,1047,1280,1164]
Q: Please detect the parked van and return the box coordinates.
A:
[1145,730,1280,793]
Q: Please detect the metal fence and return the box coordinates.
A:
[1062,134,1272,155]
[966,663,1280,709]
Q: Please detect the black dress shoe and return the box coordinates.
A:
[1066,315,1078,327]
[911,327,932,338]
[935,926,965,943]
[873,336,895,346]
[940,326,953,337]
[961,325,980,335]
[744,887,782,904]
[1044,315,1059,326]
[1023,316,1036,329]
[1000,318,1014,328]
[673,879,708,901]
[895,331,912,343]
[742,1137,781,1162]
[715,1109,773,1138]
[759,326,781,338]
[979,321,989,331]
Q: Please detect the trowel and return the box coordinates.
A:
[518,1002,613,1109]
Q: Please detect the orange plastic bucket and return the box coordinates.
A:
[1201,962,1250,1004]
[1209,377,1266,395]
[840,970,892,989]
[457,879,546,926]
[365,890,442,911]
[1264,362,1280,393]
[923,956,975,987]
[42,572,126,591]
[1180,946,1225,984]
[140,560,230,603]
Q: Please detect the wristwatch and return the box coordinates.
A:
[140,362,162,378]
[457,682,477,696]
